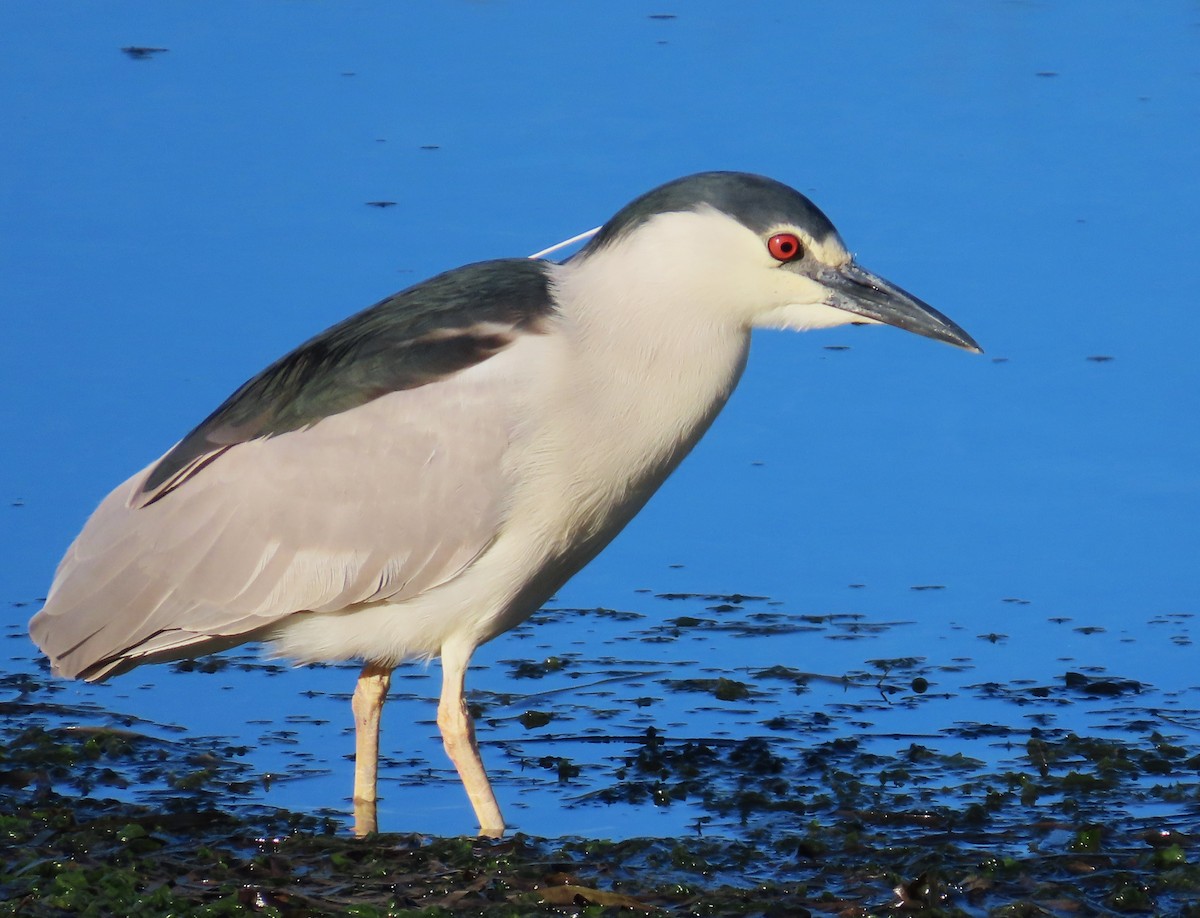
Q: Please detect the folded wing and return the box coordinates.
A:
[30,259,557,679]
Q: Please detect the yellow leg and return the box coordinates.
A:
[351,661,392,836]
[437,641,505,837]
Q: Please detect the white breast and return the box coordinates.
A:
[272,225,754,666]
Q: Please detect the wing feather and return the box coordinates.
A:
[31,335,543,680]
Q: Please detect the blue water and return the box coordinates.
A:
[2,1,1198,839]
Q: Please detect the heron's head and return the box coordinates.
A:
[573,171,979,352]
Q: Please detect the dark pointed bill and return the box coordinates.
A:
[818,262,981,353]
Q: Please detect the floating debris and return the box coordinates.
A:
[1063,671,1142,696]
[518,710,554,729]
[121,46,169,60]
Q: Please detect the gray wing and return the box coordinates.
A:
[30,259,556,680]
[143,258,554,501]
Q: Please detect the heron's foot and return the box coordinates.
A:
[353,796,379,837]
[476,819,506,839]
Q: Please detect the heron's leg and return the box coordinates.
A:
[351,661,392,836]
[437,641,505,837]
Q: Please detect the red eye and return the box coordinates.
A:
[767,232,803,261]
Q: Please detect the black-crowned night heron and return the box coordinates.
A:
[30,172,979,837]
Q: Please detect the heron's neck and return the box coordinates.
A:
[546,259,751,506]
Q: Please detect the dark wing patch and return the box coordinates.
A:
[139,258,555,503]
[581,171,841,255]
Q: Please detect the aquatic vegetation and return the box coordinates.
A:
[2,664,1198,916]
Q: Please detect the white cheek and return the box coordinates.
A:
[753,302,880,332]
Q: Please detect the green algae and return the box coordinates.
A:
[3,674,1199,916]
[4,586,1200,918]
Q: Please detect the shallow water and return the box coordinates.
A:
[5,586,1195,841]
